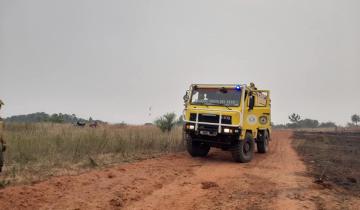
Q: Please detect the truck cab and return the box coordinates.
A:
[183,84,271,163]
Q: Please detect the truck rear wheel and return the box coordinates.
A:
[257,130,269,153]
[186,135,210,157]
[231,132,254,163]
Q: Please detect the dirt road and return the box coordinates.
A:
[0,131,359,210]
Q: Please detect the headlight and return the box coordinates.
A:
[187,124,195,130]
[223,128,232,133]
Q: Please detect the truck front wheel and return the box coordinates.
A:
[257,130,269,153]
[186,136,210,157]
[231,132,255,163]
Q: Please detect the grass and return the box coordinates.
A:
[1,123,184,186]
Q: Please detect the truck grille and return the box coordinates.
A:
[189,113,231,125]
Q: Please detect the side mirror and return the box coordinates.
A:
[249,95,255,110]
[183,92,189,102]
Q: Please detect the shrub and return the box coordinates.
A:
[154,113,177,132]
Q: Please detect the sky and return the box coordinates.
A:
[0,0,359,125]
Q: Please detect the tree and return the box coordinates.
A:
[351,114,360,126]
[49,113,64,123]
[288,113,301,123]
[298,119,319,128]
[176,115,184,126]
[154,113,177,132]
[319,122,337,128]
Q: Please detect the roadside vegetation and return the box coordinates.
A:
[1,122,184,186]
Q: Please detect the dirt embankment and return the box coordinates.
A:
[0,131,359,210]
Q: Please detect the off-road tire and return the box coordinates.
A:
[231,132,255,163]
[186,135,210,157]
[257,130,269,153]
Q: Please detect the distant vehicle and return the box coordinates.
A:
[89,121,98,128]
[182,83,271,163]
[76,121,86,127]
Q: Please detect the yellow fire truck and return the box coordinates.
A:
[182,83,271,163]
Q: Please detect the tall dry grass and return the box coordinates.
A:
[1,123,184,186]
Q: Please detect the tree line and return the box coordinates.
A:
[5,112,103,124]
[6,111,358,132]
[273,113,360,129]
[272,113,336,129]
[153,112,347,132]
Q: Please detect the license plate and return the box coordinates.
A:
[200,130,217,136]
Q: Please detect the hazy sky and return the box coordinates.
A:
[1,0,359,125]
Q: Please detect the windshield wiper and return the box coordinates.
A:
[224,104,231,110]
[209,103,232,110]
[218,104,231,110]
[194,102,232,110]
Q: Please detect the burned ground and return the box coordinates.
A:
[292,130,360,196]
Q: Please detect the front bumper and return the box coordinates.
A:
[184,125,240,147]
[185,123,240,135]
[184,123,240,144]
[183,108,242,134]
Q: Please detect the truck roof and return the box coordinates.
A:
[190,84,254,91]
[191,84,245,88]
[190,84,269,92]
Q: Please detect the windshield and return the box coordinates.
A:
[190,88,241,107]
